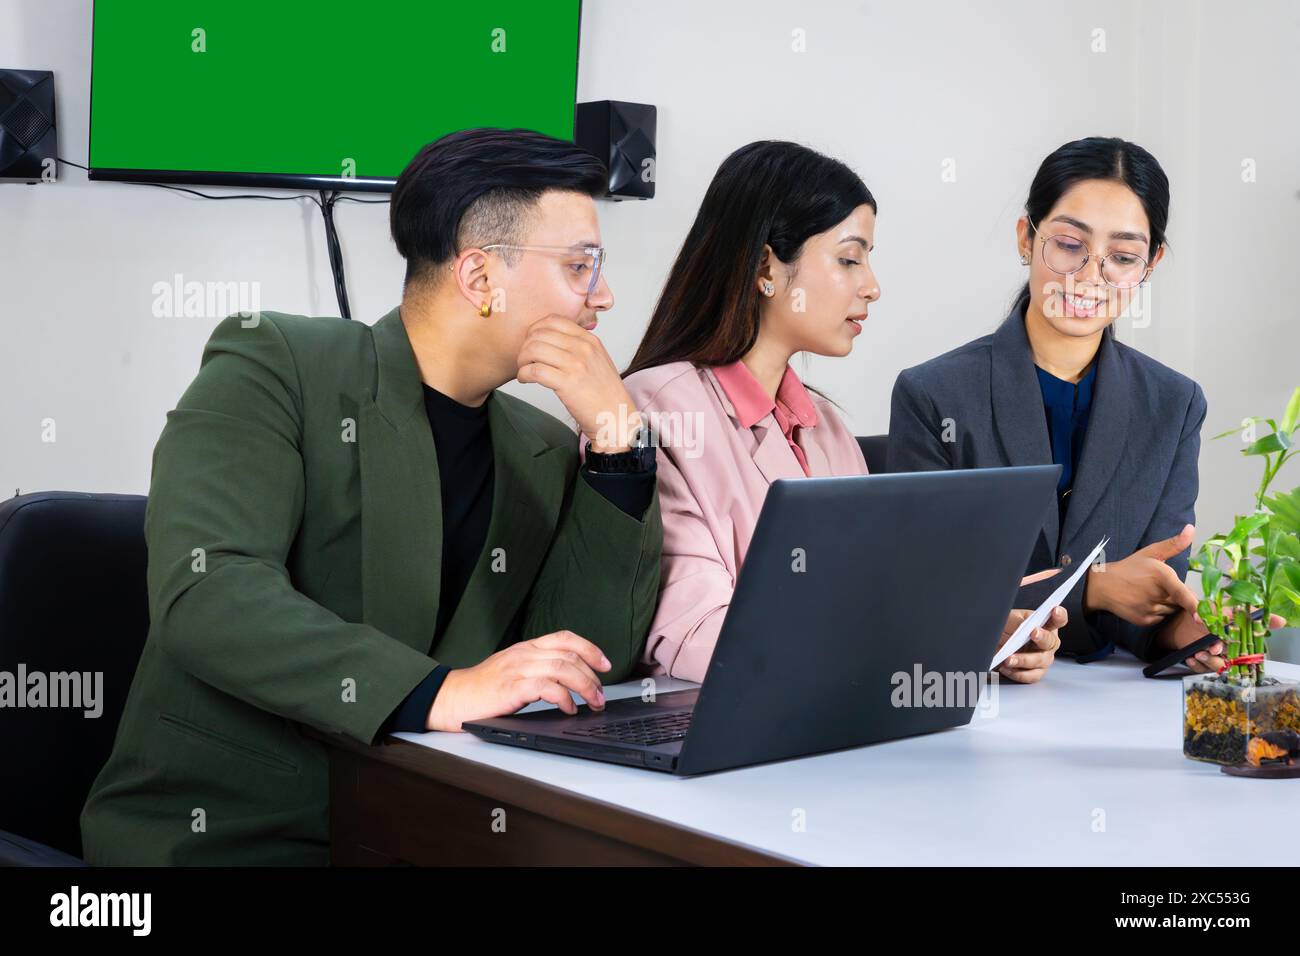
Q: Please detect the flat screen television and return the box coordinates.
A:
[89,0,582,192]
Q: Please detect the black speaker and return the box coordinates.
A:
[0,69,57,184]
[575,100,656,201]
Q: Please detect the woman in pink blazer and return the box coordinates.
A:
[623,141,1065,684]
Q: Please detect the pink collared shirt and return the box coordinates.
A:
[624,361,869,682]
[712,360,819,477]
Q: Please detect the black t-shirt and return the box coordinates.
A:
[422,384,494,639]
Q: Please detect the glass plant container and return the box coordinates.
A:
[1183,673,1300,768]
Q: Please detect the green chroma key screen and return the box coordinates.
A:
[89,0,582,189]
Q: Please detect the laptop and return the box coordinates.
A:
[465,465,1060,775]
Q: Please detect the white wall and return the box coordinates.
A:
[2,0,1297,547]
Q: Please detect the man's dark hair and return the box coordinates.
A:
[390,127,608,290]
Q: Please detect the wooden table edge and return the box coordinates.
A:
[318,729,803,866]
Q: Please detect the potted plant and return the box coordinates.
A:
[1184,386,1300,775]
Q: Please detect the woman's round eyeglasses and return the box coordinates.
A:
[1028,218,1152,289]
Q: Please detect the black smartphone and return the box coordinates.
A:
[1142,633,1223,679]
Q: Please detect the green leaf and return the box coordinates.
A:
[1266,555,1286,589]
[1212,417,1275,441]
[1244,433,1290,456]
[1271,586,1300,626]
[1281,387,1300,436]
[1201,564,1223,597]
[1265,487,1300,534]
[1226,579,1265,606]
[1194,541,1222,565]
[1227,513,1270,544]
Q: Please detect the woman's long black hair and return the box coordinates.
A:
[624,141,876,376]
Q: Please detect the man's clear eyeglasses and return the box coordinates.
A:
[480,244,607,297]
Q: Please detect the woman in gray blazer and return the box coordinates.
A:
[889,137,1221,671]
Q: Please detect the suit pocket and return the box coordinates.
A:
[158,712,299,775]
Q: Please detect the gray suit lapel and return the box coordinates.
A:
[1060,330,1129,549]
[990,306,1060,557]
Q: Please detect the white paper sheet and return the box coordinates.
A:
[989,536,1109,670]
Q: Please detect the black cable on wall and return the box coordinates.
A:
[54,156,388,320]
[318,190,351,319]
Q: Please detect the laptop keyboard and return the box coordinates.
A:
[566,710,693,746]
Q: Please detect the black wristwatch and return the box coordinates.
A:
[585,426,655,474]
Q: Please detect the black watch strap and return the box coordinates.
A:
[585,440,655,474]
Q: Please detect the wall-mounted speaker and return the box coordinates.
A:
[0,69,57,184]
[575,100,656,201]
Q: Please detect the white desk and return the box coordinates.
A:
[393,658,1300,866]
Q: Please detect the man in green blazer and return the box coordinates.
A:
[81,129,663,865]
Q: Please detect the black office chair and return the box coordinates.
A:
[856,434,889,474]
[0,492,150,866]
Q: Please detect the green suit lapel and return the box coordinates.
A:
[432,394,569,666]
[359,307,571,666]
[359,308,443,654]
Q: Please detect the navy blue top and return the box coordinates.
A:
[1035,360,1113,662]
[1035,361,1096,499]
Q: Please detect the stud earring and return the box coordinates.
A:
[479,299,491,318]
[762,280,775,296]
[1019,254,1030,265]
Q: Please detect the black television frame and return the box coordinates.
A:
[86,0,583,193]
